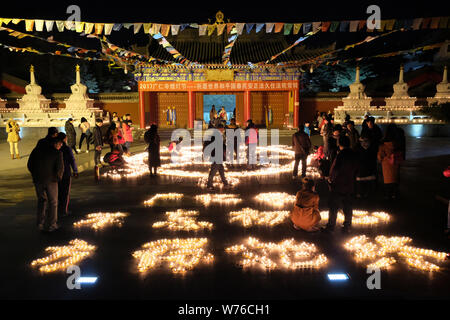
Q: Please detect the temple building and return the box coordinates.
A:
[134,13,331,129]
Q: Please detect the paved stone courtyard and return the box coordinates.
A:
[0,133,449,301]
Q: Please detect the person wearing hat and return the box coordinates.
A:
[290,177,321,232]
[65,118,78,154]
[6,119,21,159]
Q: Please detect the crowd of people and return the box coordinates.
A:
[24,108,411,235]
[25,113,133,232]
[291,113,406,234]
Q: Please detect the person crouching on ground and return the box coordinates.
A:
[103,146,126,168]
[290,177,321,232]
[6,119,21,159]
[56,132,78,217]
[27,136,64,232]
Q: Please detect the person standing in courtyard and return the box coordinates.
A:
[345,120,360,151]
[144,124,161,177]
[322,135,359,234]
[361,117,382,151]
[122,119,134,153]
[27,136,64,232]
[292,124,311,178]
[204,124,229,190]
[65,118,78,154]
[320,115,332,157]
[245,120,258,169]
[377,123,404,200]
[290,177,321,232]
[93,118,104,167]
[56,132,78,217]
[6,119,21,160]
[78,117,92,153]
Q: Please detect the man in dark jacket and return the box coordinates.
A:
[36,127,59,150]
[92,118,104,166]
[204,124,229,190]
[323,135,359,233]
[27,137,64,232]
[65,118,78,154]
[56,133,78,217]
[292,124,311,178]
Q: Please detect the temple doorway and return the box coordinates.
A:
[203,94,236,125]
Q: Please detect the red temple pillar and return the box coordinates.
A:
[293,89,299,128]
[244,90,251,122]
[188,90,195,129]
[139,90,146,129]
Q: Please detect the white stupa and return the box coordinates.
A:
[18,65,51,112]
[341,66,372,108]
[64,65,95,111]
[428,66,450,105]
[384,65,417,109]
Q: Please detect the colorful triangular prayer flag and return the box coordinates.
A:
[255,23,265,33]
[171,24,180,35]
[199,24,207,36]
[45,20,54,32]
[322,22,331,32]
[274,23,284,33]
[303,23,311,34]
[134,23,142,34]
[284,23,293,35]
[35,20,44,32]
[104,23,114,35]
[430,17,440,29]
[246,23,255,33]
[312,22,321,32]
[349,20,359,32]
[84,22,94,34]
[236,23,245,35]
[217,24,226,35]
[339,21,349,32]
[25,20,34,32]
[293,23,302,34]
[266,23,275,33]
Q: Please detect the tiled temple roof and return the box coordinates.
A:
[147,28,333,66]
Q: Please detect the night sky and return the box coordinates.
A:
[1,1,446,23]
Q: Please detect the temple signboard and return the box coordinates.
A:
[139,80,299,92]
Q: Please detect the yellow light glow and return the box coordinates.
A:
[320,210,391,226]
[30,239,96,273]
[228,208,290,227]
[194,194,242,206]
[144,193,184,206]
[225,237,327,270]
[152,209,213,231]
[132,238,214,274]
[344,235,448,271]
[73,212,129,230]
[254,192,296,209]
